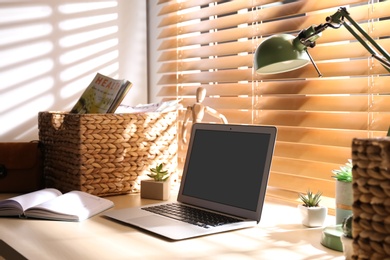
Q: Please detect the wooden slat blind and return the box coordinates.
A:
[153,0,390,213]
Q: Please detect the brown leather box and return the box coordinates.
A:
[0,142,44,193]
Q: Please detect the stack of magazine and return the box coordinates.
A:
[115,100,182,114]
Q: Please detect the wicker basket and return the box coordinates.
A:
[351,138,390,259]
[38,111,177,196]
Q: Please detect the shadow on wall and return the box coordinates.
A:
[0,1,146,141]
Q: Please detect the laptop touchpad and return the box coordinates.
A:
[131,215,183,227]
[130,215,202,240]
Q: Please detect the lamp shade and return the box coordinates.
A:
[254,34,310,74]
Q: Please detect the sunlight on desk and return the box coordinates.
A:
[0,193,344,259]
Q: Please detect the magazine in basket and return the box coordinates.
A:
[71,73,132,114]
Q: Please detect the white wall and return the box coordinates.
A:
[146,0,163,104]
[0,0,147,142]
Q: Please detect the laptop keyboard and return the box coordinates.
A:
[142,203,242,229]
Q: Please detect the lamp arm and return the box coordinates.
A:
[296,7,390,73]
[336,8,390,72]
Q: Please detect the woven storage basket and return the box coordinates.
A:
[351,138,390,260]
[38,111,177,196]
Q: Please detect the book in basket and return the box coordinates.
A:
[0,188,114,221]
[71,73,132,114]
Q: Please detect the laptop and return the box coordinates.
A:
[104,123,277,240]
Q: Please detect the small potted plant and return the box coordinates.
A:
[340,214,353,259]
[332,159,353,224]
[298,189,328,227]
[141,163,171,200]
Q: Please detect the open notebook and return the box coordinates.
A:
[104,123,277,240]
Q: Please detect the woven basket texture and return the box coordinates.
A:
[352,138,390,260]
[38,111,177,196]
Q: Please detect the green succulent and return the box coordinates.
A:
[148,163,170,182]
[342,214,353,238]
[332,159,352,182]
[299,190,322,207]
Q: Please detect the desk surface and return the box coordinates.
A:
[0,192,344,260]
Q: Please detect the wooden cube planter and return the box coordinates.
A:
[140,179,170,200]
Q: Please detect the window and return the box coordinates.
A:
[153,0,390,213]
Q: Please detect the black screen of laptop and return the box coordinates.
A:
[182,129,271,212]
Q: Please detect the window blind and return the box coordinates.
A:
[153,0,390,213]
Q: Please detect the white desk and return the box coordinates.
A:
[0,193,344,260]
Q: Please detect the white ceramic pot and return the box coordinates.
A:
[298,204,328,227]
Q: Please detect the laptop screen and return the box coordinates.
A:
[179,123,277,220]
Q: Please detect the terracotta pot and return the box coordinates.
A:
[141,179,170,200]
[298,204,328,227]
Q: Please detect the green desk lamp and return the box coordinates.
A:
[254,7,390,77]
[254,6,390,251]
